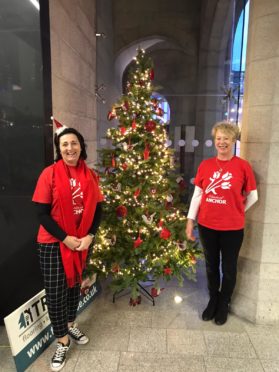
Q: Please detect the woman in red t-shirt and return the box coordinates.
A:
[33,123,103,371]
[186,122,258,325]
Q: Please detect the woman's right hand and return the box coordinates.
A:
[186,219,196,241]
[62,235,81,251]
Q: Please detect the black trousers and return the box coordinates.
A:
[38,243,81,338]
[198,224,244,304]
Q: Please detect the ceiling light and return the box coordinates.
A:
[29,0,40,10]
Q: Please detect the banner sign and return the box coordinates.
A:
[4,276,100,372]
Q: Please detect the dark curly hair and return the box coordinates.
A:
[54,127,87,161]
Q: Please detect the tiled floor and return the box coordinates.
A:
[1,263,279,371]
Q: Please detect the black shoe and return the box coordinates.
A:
[51,339,71,371]
[202,296,218,321]
[68,322,89,345]
[215,301,229,325]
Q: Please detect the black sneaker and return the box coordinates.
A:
[51,339,71,372]
[68,322,89,345]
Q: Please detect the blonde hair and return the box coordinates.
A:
[211,121,240,142]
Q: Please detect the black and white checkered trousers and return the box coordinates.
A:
[38,242,81,338]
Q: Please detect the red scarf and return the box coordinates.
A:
[54,159,98,287]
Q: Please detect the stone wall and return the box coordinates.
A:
[96,0,120,160]
[49,0,97,166]
[232,0,279,324]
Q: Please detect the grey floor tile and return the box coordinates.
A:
[247,331,279,360]
[119,352,205,372]
[204,356,264,372]
[84,324,130,351]
[167,329,207,355]
[117,310,152,327]
[204,331,257,358]
[261,359,279,372]
[74,350,120,372]
[128,327,167,353]
[0,347,16,372]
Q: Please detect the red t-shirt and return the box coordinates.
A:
[194,156,257,230]
[32,164,103,243]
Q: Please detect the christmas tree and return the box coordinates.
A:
[88,49,202,305]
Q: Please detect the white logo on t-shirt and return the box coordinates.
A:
[205,171,232,195]
[69,178,83,215]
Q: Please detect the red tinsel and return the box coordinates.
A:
[143,143,150,160]
[134,188,141,198]
[111,154,116,167]
[150,68,154,80]
[132,120,137,130]
[134,235,143,248]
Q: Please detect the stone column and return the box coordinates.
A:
[232,0,279,324]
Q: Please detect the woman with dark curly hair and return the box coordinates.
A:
[32,120,103,371]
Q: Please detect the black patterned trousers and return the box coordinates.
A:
[38,243,81,338]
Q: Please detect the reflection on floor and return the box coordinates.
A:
[1,261,279,372]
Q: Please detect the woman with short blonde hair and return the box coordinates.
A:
[186,121,257,325]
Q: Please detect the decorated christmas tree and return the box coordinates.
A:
[88,49,202,305]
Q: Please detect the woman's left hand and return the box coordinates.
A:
[75,234,94,251]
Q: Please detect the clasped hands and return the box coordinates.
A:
[63,235,93,251]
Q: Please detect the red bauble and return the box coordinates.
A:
[116,205,127,218]
[119,126,126,135]
[122,101,129,110]
[121,162,128,170]
[176,176,187,190]
[107,110,116,121]
[129,295,141,306]
[150,68,154,80]
[151,98,158,108]
[155,107,164,117]
[163,267,172,275]
[160,228,171,240]
[145,120,156,132]
[157,219,164,227]
[111,263,120,273]
[151,287,164,297]
[179,179,187,190]
[189,255,197,265]
[165,202,173,210]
